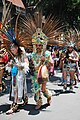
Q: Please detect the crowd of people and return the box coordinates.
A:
[0,11,80,115]
[0,39,80,114]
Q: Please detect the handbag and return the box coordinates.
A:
[37,66,43,84]
[11,65,18,76]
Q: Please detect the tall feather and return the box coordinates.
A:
[17,12,63,47]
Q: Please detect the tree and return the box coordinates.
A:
[28,0,80,30]
[1,0,80,30]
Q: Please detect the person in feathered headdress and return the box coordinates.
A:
[31,27,53,109]
[0,39,9,92]
[57,28,79,90]
[6,42,29,115]
[77,41,80,81]
[17,12,63,109]
[62,41,79,91]
[0,21,29,115]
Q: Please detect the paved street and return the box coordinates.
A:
[0,70,80,120]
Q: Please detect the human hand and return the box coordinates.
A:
[41,56,45,61]
[8,62,13,67]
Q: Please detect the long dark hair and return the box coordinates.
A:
[10,43,23,59]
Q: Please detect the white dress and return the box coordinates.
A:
[10,53,29,103]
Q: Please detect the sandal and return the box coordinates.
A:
[35,99,42,110]
[6,103,19,115]
[6,108,14,114]
[47,96,51,105]
[23,96,28,105]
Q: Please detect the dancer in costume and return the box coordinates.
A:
[0,23,29,114]
[62,42,79,91]
[0,0,30,114]
[6,43,29,114]
[57,29,79,90]
[77,41,80,81]
[17,12,63,109]
[31,28,53,109]
[0,41,9,92]
[0,43,5,92]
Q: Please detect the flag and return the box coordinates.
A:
[6,0,25,9]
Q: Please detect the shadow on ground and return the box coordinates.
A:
[0,103,50,115]
[49,76,61,83]
[52,89,76,96]
[0,104,10,114]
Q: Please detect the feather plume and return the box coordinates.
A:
[0,11,64,52]
[17,12,63,47]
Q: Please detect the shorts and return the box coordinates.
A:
[63,63,76,72]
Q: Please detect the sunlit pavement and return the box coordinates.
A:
[0,70,80,120]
